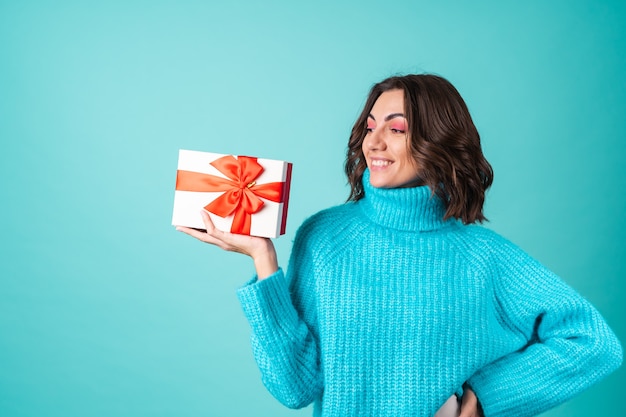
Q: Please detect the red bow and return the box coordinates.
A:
[176,155,286,235]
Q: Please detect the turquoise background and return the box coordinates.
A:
[1,0,624,416]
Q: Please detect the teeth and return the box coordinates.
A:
[371,160,392,167]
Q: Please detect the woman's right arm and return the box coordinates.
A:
[177,210,323,409]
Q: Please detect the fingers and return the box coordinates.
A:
[176,211,222,244]
[200,209,216,233]
[175,225,212,242]
[175,213,278,277]
[459,388,479,417]
[175,211,250,253]
[198,210,244,249]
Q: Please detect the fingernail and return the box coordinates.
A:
[175,226,182,232]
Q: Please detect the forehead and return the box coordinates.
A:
[370,89,405,116]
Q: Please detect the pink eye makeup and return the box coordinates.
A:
[390,121,407,132]
[366,121,376,130]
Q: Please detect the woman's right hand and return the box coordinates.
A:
[176,210,279,279]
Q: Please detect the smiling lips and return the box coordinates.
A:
[370,158,393,168]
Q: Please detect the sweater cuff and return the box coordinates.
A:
[466,364,514,417]
[455,384,464,399]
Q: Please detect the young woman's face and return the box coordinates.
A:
[362,89,421,189]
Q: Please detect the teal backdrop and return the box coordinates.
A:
[1,1,624,416]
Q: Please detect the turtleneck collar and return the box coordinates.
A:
[357,169,454,232]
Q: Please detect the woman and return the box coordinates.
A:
[177,74,622,417]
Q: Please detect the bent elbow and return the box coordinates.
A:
[603,332,623,373]
[584,324,623,380]
[282,396,315,410]
[273,385,318,410]
[263,375,321,410]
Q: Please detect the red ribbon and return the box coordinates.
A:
[175,155,286,235]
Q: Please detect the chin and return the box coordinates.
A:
[368,176,393,189]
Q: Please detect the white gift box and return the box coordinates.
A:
[172,149,292,238]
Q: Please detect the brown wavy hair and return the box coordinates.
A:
[345,74,493,224]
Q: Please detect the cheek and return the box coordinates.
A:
[391,141,411,162]
[396,143,419,173]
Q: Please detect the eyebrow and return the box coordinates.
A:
[368,113,406,122]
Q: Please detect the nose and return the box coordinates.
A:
[364,128,386,151]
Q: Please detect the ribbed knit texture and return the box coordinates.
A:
[237,170,623,417]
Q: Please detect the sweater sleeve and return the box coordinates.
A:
[236,223,323,409]
[466,234,623,417]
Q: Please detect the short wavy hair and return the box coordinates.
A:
[345,74,493,224]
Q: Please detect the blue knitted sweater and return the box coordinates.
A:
[237,171,622,417]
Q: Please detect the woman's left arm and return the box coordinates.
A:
[466,234,622,417]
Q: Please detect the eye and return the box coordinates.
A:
[389,122,407,134]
